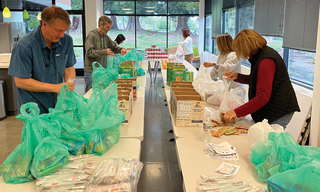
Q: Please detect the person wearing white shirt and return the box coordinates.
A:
[203,33,242,89]
[178,28,194,64]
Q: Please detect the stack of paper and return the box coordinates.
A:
[205,141,239,161]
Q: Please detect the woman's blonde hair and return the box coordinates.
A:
[216,33,234,56]
[233,29,267,59]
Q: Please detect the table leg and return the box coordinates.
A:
[148,61,153,87]
[153,61,159,86]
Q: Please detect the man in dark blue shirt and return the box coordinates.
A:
[8,6,76,114]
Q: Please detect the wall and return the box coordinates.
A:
[311,5,320,147]
[85,0,104,36]
[198,0,205,62]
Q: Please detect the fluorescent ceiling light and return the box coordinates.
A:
[145,10,155,12]
[145,7,155,9]
[122,8,132,10]
[126,11,134,13]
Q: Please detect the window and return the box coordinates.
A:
[223,8,236,38]
[238,4,254,31]
[168,16,199,49]
[56,0,83,10]
[105,16,135,49]
[103,1,135,15]
[137,16,167,49]
[103,0,199,51]
[288,50,315,87]
[263,36,284,58]
[204,15,212,52]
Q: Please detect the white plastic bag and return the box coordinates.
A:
[205,80,224,105]
[248,119,284,152]
[219,76,246,113]
[192,64,214,93]
[210,67,218,80]
[175,44,184,62]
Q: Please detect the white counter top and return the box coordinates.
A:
[0,53,11,68]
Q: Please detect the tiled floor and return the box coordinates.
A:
[0,74,183,191]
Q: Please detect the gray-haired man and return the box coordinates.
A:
[84,15,126,93]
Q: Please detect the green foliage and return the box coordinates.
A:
[28,17,39,31]
[71,0,83,10]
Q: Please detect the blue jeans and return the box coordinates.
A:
[84,71,92,93]
[269,112,295,129]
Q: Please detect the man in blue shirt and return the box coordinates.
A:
[8,6,76,114]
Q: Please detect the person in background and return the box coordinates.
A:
[178,28,194,64]
[223,29,300,128]
[84,15,126,93]
[114,34,126,47]
[8,6,76,114]
[203,33,242,89]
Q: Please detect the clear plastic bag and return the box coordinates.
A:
[87,158,143,192]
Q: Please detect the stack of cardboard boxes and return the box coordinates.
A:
[169,81,204,127]
[115,78,137,128]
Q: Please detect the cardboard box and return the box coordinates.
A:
[117,94,132,128]
[170,91,200,113]
[171,84,194,89]
[171,95,205,127]
[116,78,137,100]
[117,82,135,101]
[118,87,133,111]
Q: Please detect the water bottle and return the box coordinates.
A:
[203,123,212,143]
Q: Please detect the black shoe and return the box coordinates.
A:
[169,138,175,142]
[164,99,167,102]
[162,86,164,88]
[168,130,173,133]
[164,104,167,106]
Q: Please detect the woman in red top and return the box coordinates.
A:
[223,29,300,128]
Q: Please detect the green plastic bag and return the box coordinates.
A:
[92,62,119,90]
[250,132,320,182]
[107,55,114,69]
[55,84,87,129]
[268,158,320,192]
[113,54,122,73]
[49,108,86,155]
[0,103,44,184]
[85,84,125,156]
[30,136,70,178]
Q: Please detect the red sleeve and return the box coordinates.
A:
[234,58,276,117]
[235,73,250,84]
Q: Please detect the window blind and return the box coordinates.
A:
[223,0,236,10]
[254,0,285,37]
[237,0,253,6]
[211,0,223,39]
[283,0,319,52]
[205,0,212,14]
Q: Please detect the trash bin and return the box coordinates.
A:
[0,80,6,120]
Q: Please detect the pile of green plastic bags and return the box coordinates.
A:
[0,83,125,184]
[250,132,320,191]
[113,48,145,76]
